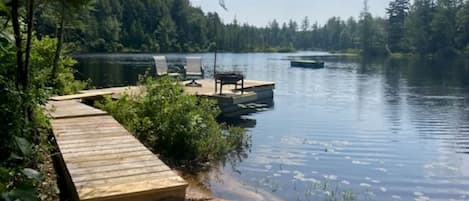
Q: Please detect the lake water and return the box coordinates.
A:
[75,52,469,201]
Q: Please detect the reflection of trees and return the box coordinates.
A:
[345,55,469,154]
[400,57,469,88]
[75,57,123,87]
[384,57,469,154]
[74,55,154,88]
[382,58,406,133]
[355,56,384,119]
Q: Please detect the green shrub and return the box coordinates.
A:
[0,35,83,200]
[30,36,86,95]
[0,72,50,201]
[98,77,249,167]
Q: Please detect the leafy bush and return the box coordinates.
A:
[98,77,249,167]
[30,36,86,95]
[0,74,51,201]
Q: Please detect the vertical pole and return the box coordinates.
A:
[213,16,218,93]
[214,46,217,77]
[214,47,218,94]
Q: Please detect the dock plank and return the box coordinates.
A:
[55,132,129,142]
[62,146,149,158]
[49,91,114,101]
[72,164,171,183]
[46,100,107,119]
[48,103,187,201]
[62,150,151,163]
[60,142,143,154]
[79,86,140,96]
[75,171,182,188]
[69,159,165,175]
[66,155,159,170]
[77,176,186,201]
[57,139,142,150]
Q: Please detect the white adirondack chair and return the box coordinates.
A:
[153,56,180,77]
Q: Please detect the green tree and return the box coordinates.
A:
[86,0,123,52]
[455,0,469,54]
[406,0,436,54]
[301,16,310,32]
[359,0,374,55]
[156,14,177,52]
[41,0,93,83]
[431,0,464,55]
[297,17,309,49]
[21,0,409,55]
[386,0,410,52]
[344,17,360,49]
[287,20,299,49]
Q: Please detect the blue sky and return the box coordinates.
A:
[191,0,391,26]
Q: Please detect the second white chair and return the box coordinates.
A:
[184,57,204,87]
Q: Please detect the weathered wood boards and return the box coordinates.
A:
[46,100,107,119]
[49,91,115,101]
[182,79,275,97]
[47,101,187,201]
[48,79,275,118]
[49,80,274,103]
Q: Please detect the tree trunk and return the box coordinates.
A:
[11,0,24,89]
[24,0,35,90]
[51,10,65,83]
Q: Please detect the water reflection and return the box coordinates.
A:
[181,125,255,200]
[74,53,469,201]
[221,117,258,129]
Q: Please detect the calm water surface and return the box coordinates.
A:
[75,52,469,201]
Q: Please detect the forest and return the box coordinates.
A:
[35,0,469,56]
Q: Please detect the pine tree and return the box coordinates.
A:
[431,0,463,55]
[386,0,410,52]
[455,0,469,54]
[406,0,436,54]
[360,0,374,55]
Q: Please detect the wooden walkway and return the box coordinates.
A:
[47,100,187,201]
[49,80,274,102]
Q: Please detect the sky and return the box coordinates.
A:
[191,0,392,26]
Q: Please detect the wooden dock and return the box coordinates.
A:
[182,79,275,116]
[47,100,187,201]
[50,79,275,117]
